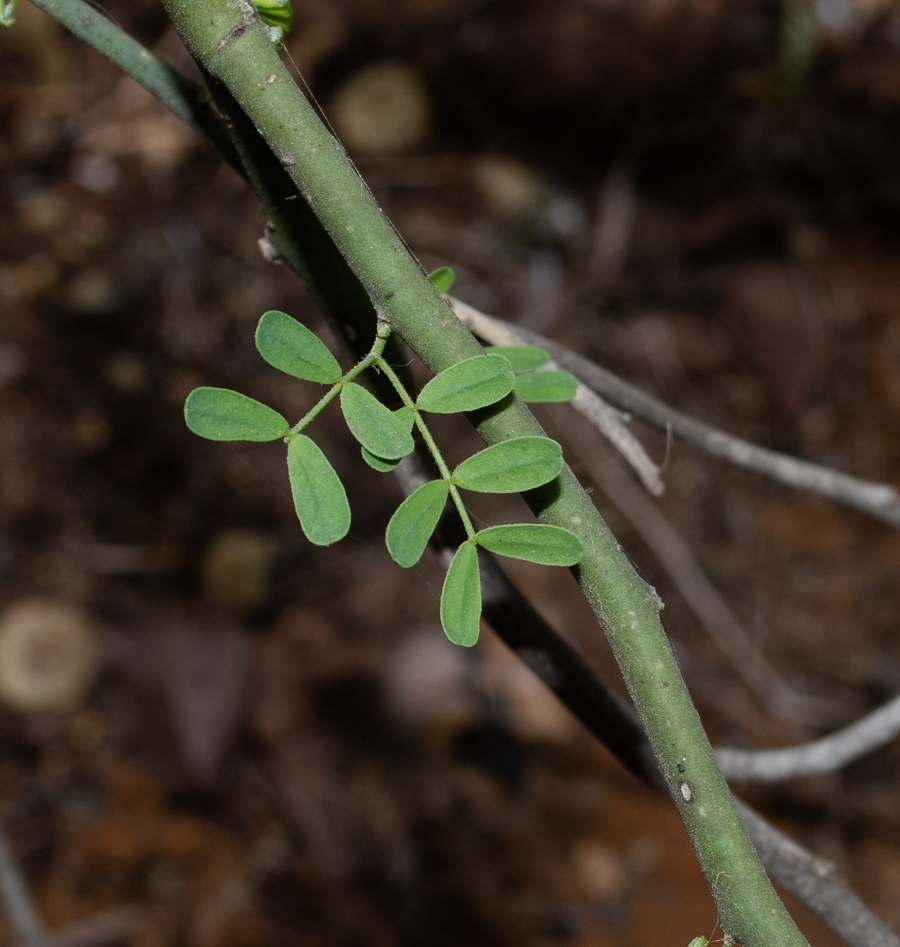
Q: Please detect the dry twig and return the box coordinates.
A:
[450,303,900,527]
[448,296,665,495]
[718,690,900,782]
[735,800,900,947]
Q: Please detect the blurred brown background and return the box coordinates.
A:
[2,0,900,944]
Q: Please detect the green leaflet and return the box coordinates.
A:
[515,370,578,403]
[253,0,293,29]
[386,480,450,568]
[1,0,17,27]
[252,0,292,44]
[475,524,582,566]
[184,387,289,441]
[427,266,455,294]
[287,435,351,545]
[394,405,416,432]
[341,383,415,460]
[361,447,401,472]
[485,345,549,373]
[452,436,563,493]
[440,541,481,647]
[416,354,514,414]
[361,406,415,470]
[255,310,341,384]
[687,939,708,947]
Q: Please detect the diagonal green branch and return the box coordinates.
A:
[157,3,809,944]
[19,0,815,940]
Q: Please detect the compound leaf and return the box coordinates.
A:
[386,480,450,568]
[515,370,578,403]
[341,383,415,460]
[416,354,514,414]
[452,436,563,493]
[440,541,481,647]
[255,310,342,384]
[185,387,289,442]
[427,266,455,294]
[475,524,582,566]
[287,435,350,545]
[485,345,549,373]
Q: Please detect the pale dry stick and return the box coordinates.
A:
[450,303,900,528]
[0,826,49,947]
[718,690,900,782]
[448,296,665,496]
[735,800,900,947]
[566,429,838,725]
[453,296,830,722]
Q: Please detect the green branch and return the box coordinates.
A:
[158,2,810,944]
[22,0,810,940]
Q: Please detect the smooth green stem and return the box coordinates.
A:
[159,6,811,943]
[375,356,477,540]
[45,0,809,939]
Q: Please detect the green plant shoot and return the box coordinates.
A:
[184,309,580,646]
[427,266,455,294]
[251,0,293,46]
[1,0,16,27]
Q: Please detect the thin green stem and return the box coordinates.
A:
[375,357,477,541]
[371,357,416,413]
[446,483,477,542]
[288,383,342,438]
[290,343,386,437]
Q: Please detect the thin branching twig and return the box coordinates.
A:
[452,303,900,527]
[448,297,665,496]
[718,690,900,782]
[735,800,900,947]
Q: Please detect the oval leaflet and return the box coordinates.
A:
[427,266,455,294]
[184,387,289,442]
[475,524,582,566]
[416,354,515,414]
[255,310,342,384]
[286,435,351,546]
[386,480,450,568]
[440,541,481,647]
[341,383,415,460]
[515,370,578,403]
[485,345,550,373]
[452,436,563,493]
